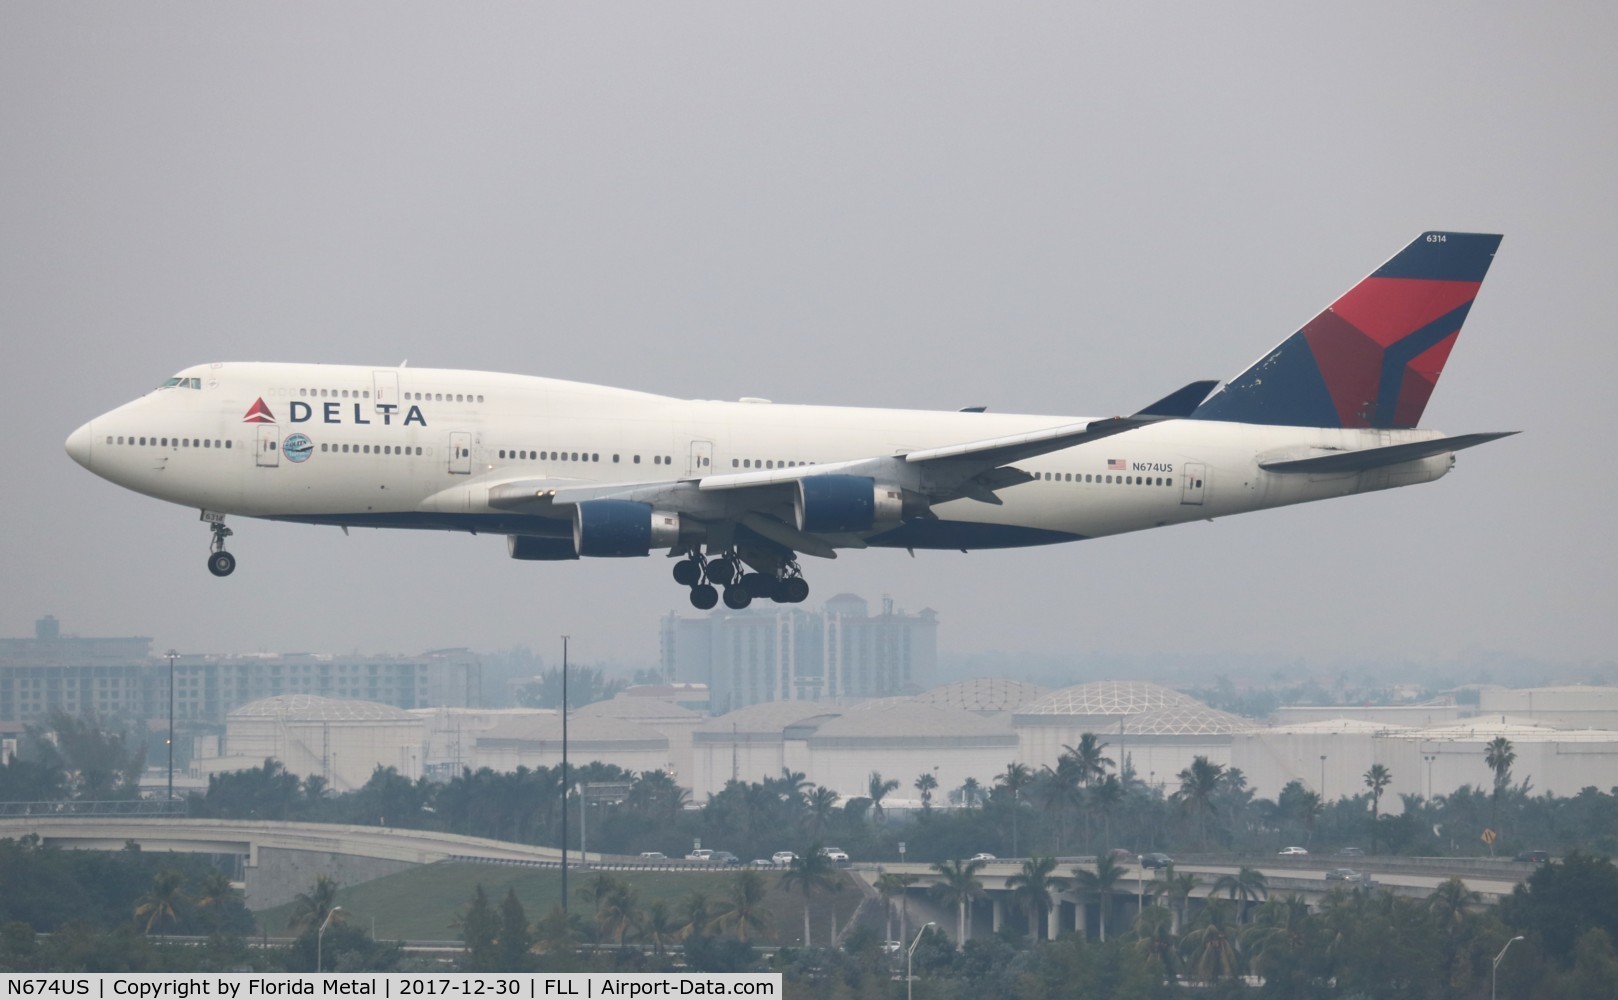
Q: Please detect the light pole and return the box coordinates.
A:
[906,921,936,1000]
[1424,753,1438,801]
[316,906,344,973]
[165,649,178,800]
[1319,755,1327,798]
[1492,934,1524,1000]
[560,636,569,913]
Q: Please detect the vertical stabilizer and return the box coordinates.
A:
[1191,231,1502,428]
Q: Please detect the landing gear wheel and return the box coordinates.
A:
[722,585,752,610]
[672,559,702,587]
[689,584,719,610]
[207,551,237,577]
[705,558,738,587]
[780,577,809,603]
[740,572,776,599]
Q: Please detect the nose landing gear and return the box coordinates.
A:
[207,520,236,577]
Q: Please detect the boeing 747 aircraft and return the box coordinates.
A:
[66,231,1514,610]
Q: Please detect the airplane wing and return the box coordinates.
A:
[1258,432,1517,474]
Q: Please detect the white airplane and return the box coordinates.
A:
[67,231,1514,610]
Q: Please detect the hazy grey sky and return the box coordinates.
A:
[4,5,1614,670]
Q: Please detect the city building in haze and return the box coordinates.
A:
[660,594,937,713]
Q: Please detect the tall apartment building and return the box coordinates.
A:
[0,616,481,728]
[660,594,937,714]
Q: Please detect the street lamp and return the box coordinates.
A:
[1424,753,1438,801]
[165,649,178,800]
[1319,755,1327,798]
[906,921,936,1000]
[1492,934,1524,1000]
[316,906,344,973]
[560,636,570,914]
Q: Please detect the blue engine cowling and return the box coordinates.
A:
[507,535,580,561]
[572,500,682,557]
[795,476,905,534]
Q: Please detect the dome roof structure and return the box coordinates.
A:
[1123,703,1260,737]
[229,694,415,723]
[914,678,1050,715]
[1017,680,1199,718]
[808,702,1016,747]
[575,696,702,722]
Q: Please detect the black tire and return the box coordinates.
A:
[740,571,776,598]
[705,558,737,586]
[689,584,719,610]
[782,577,810,603]
[722,585,752,610]
[672,560,702,586]
[207,551,236,578]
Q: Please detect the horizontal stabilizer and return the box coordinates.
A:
[1259,432,1517,474]
[1134,380,1220,418]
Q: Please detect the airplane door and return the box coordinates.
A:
[373,371,400,411]
[448,431,472,475]
[688,440,713,477]
[256,425,280,468]
[1180,462,1206,505]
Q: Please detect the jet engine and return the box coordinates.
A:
[507,535,579,561]
[572,500,683,557]
[794,475,905,534]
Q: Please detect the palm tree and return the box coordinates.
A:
[1071,855,1128,941]
[803,786,840,838]
[1134,906,1179,978]
[643,900,680,957]
[997,762,1034,856]
[1181,898,1242,982]
[193,870,239,932]
[1212,866,1268,924]
[1062,733,1115,786]
[678,891,714,941]
[288,874,342,934]
[1162,866,1201,934]
[914,772,939,811]
[717,870,769,943]
[1092,774,1125,849]
[135,868,187,937]
[1174,756,1226,851]
[1241,895,1310,978]
[868,771,900,825]
[929,857,986,948]
[1427,876,1480,931]
[1005,856,1066,940]
[597,882,642,947]
[780,847,843,947]
[875,871,918,941]
[1484,737,1515,844]
[956,776,983,808]
[1363,764,1392,854]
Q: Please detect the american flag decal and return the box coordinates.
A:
[1107,458,1126,471]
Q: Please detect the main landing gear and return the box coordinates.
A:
[207,520,236,577]
[673,551,809,610]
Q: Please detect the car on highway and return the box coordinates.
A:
[1325,867,1361,881]
[1336,846,1365,857]
[772,850,800,866]
[820,846,850,863]
[685,849,713,862]
[1140,853,1174,869]
[969,853,997,862]
[1108,848,1135,860]
[639,852,668,861]
[709,851,742,866]
[1515,850,1550,863]
[750,858,773,868]
[1278,846,1310,856]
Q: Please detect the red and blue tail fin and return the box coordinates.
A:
[1191,231,1502,428]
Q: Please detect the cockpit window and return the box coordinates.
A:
[158,377,203,390]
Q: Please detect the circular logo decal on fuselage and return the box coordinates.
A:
[283,433,313,463]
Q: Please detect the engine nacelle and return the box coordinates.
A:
[572,500,682,557]
[507,535,579,561]
[795,475,905,534]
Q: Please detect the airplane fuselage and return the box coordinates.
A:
[68,361,1453,551]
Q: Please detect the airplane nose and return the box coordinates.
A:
[66,421,94,469]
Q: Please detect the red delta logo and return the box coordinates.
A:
[242,398,276,423]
